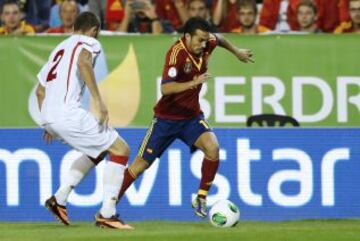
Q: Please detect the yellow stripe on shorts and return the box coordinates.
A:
[138,119,156,157]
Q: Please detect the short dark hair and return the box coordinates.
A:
[74,11,100,32]
[297,0,318,15]
[183,17,211,36]
[0,0,20,14]
[238,0,258,15]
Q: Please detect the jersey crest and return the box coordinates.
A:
[184,58,192,74]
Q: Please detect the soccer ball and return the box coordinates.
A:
[209,200,240,228]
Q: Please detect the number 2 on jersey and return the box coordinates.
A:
[46,49,65,82]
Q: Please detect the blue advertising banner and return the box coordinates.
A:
[0,128,359,221]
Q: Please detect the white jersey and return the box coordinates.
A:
[37,34,101,123]
[37,34,119,158]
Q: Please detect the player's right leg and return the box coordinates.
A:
[45,152,104,225]
[192,131,220,218]
[43,123,101,226]
[43,109,127,227]
[179,114,220,218]
[94,136,134,230]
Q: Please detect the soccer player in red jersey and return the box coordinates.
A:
[118,17,254,218]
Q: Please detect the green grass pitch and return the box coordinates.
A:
[1,220,360,241]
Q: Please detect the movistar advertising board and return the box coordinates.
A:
[0,128,359,221]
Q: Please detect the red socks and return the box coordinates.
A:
[118,168,136,199]
[109,154,129,166]
[198,158,219,199]
[115,157,219,201]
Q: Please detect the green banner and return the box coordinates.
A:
[0,34,359,127]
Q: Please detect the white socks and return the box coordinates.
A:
[54,154,94,206]
[99,161,126,218]
[53,154,126,218]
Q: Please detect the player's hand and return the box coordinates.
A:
[193,73,212,87]
[139,0,157,19]
[43,130,54,144]
[235,49,254,63]
[96,100,109,132]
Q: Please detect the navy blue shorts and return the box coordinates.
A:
[137,114,212,164]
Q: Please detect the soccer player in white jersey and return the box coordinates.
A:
[36,12,132,230]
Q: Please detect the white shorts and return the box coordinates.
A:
[43,108,119,158]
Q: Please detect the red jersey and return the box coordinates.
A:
[106,0,125,31]
[154,35,218,120]
[260,0,341,32]
[211,0,240,32]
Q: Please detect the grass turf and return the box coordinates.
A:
[0,220,359,241]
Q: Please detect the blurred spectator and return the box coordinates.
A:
[296,0,321,33]
[49,0,63,27]
[155,0,188,31]
[188,0,207,18]
[105,0,125,31]
[335,0,360,33]
[231,0,270,34]
[178,0,217,32]
[339,0,351,23]
[212,0,239,32]
[50,0,85,28]
[259,0,298,32]
[118,0,173,33]
[20,0,51,32]
[77,0,88,5]
[0,0,35,35]
[88,0,106,28]
[260,0,342,33]
[46,0,78,33]
[316,0,341,32]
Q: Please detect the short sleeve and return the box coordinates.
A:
[161,48,184,84]
[79,36,101,56]
[207,33,218,53]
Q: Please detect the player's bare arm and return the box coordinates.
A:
[36,83,54,143]
[35,83,46,111]
[161,73,211,95]
[78,48,109,128]
[214,33,255,63]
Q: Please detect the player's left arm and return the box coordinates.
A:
[36,61,49,111]
[78,48,109,128]
[36,84,46,111]
[35,83,54,143]
[213,33,254,63]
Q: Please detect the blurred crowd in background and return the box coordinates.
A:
[0,0,359,35]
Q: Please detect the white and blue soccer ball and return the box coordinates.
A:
[209,200,240,228]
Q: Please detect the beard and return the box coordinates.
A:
[242,22,255,30]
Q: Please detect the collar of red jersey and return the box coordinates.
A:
[179,38,203,71]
